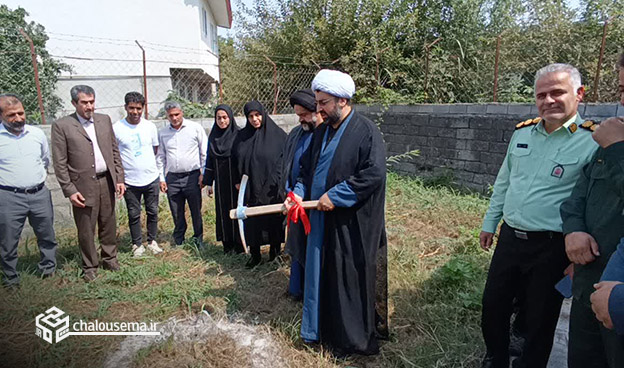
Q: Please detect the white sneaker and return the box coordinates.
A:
[132,244,146,257]
[147,240,163,255]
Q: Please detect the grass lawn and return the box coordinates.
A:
[0,172,492,367]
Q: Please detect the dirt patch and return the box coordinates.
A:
[132,335,252,368]
[104,312,287,368]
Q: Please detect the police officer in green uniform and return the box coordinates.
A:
[479,63,598,368]
[561,54,624,368]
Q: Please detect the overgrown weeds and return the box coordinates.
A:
[0,171,491,367]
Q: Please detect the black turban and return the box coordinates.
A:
[289,89,316,112]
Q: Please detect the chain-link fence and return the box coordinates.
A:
[1,29,223,124]
[219,54,323,115]
[334,23,623,105]
[1,25,622,125]
[0,28,69,124]
[218,17,623,109]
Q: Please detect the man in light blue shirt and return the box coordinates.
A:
[0,94,57,288]
[156,101,207,246]
[479,64,598,368]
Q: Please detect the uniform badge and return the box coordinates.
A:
[551,165,565,178]
[581,120,598,132]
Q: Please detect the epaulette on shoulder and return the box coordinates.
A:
[515,117,541,130]
[580,120,598,132]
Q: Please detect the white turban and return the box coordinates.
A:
[311,69,355,99]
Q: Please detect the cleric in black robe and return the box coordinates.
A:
[232,101,287,268]
[202,104,244,254]
[274,89,322,300]
[285,70,389,356]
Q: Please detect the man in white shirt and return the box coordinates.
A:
[113,92,163,257]
[156,102,207,246]
[0,94,57,288]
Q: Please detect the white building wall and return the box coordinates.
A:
[55,76,173,122]
[6,0,221,120]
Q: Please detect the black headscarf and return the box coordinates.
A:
[234,101,287,204]
[209,104,239,159]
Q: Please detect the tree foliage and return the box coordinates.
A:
[0,5,70,122]
[223,0,624,104]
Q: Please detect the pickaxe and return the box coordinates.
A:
[230,174,318,254]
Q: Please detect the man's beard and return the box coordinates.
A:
[324,106,342,125]
[2,121,25,134]
[301,121,314,131]
[301,114,319,131]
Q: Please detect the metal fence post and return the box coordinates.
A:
[135,40,148,118]
[493,34,501,102]
[18,28,46,124]
[264,55,278,114]
[592,19,610,102]
[423,38,441,102]
[218,52,224,103]
[376,47,390,87]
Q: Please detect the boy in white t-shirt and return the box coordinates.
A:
[113,92,163,256]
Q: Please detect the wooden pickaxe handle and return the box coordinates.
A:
[230,201,319,219]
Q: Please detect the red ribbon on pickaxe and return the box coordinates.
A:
[287,191,311,235]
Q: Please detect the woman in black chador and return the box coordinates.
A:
[232,101,287,268]
[202,104,244,254]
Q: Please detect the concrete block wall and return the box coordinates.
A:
[25,103,624,230]
[355,103,623,192]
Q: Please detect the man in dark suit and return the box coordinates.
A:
[51,85,125,282]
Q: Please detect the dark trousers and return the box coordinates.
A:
[481,222,569,368]
[248,228,282,260]
[568,297,624,368]
[166,170,203,245]
[72,174,117,273]
[288,259,304,297]
[0,186,57,285]
[123,178,159,245]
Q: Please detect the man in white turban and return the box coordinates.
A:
[310,69,356,99]
[285,69,388,356]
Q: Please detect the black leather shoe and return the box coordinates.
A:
[103,262,120,272]
[245,255,262,269]
[83,271,98,283]
[269,244,282,262]
[286,289,303,302]
[481,355,496,368]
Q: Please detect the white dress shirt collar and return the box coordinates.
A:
[76,113,93,125]
[168,119,187,131]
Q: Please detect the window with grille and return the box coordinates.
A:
[202,8,208,37]
[211,24,218,53]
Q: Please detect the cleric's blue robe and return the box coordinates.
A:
[292,110,388,356]
[294,113,355,341]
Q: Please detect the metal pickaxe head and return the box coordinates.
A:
[234,174,249,254]
[230,175,318,254]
